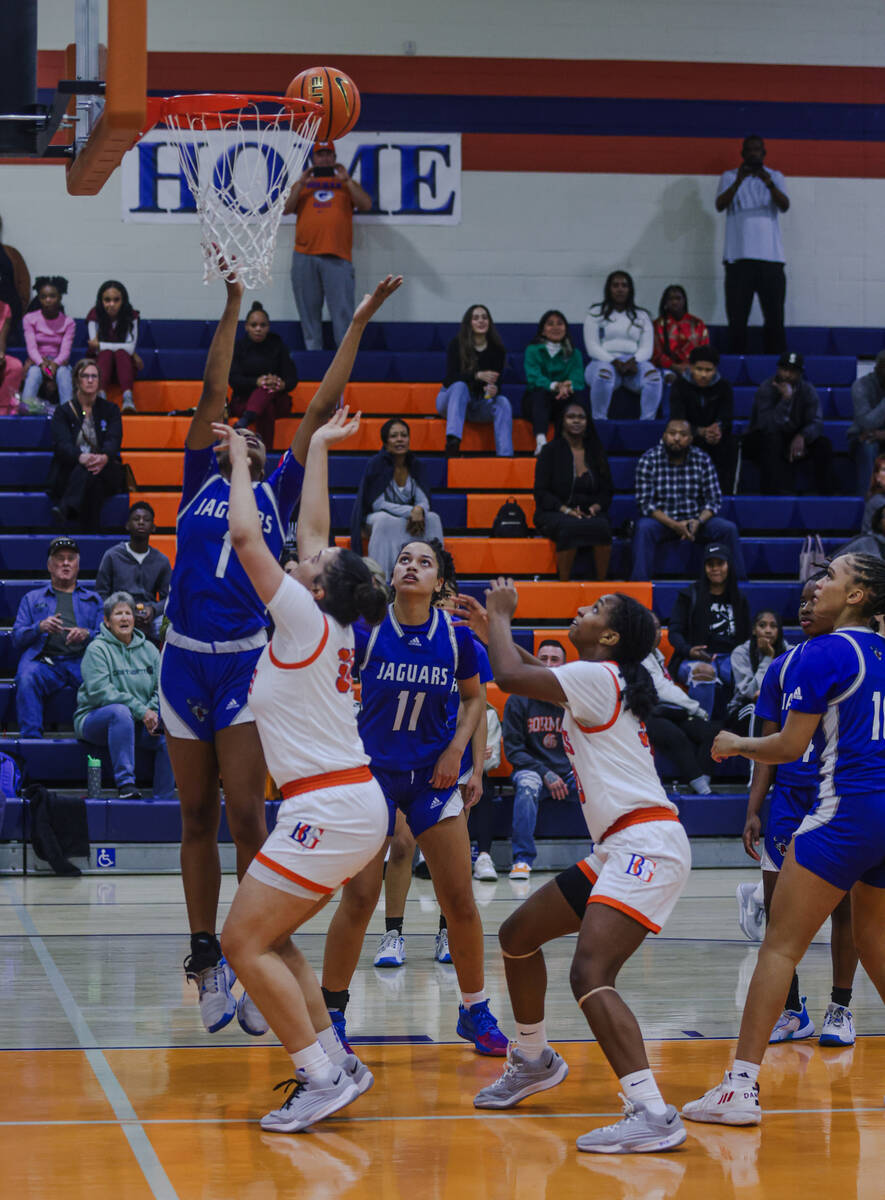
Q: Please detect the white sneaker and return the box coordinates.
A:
[342,1053,375,1096]
[184,956,236,1034]
[374,929,405,968]
[819,1003,855,1047]
[769,998,814,1043]
[682,1072,762,1126]
[576,1096,687,1153]
[121,392,136,413]
[236,991,269,1036]
[736,881,765,941]
[434,928,453,963]
[260,1068,359,1133]
[509,862,531,881]
[534,433,547,456]
[473,851,498,881]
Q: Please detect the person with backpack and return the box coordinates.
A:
[532,402,612,580]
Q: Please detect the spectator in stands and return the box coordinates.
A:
[502,639,579,880]
[47,358,126,533]
[436,304,513,457]
[0,296,23,414]
[533,401,612,581]
[669,344,737,491]
[716,134,789,354]
[742,351,833,495]
[666,544,751,719]
[74,591,175,800]
[652,284,711,380]
[283,139,372,350]
[12,535,102,737]
[95,502,171,644]
[349,417,444,577]
[521,309,587,456]
[21,276,74,414]
[728,609,788,737]
[86,280,142,415]
[847,351,885,493]
[0,212,30,338]
[583,270,662,420]
[631,417,747,580]
[836,459,885,559]
[228,300,299,450]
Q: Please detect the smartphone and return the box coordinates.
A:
[312,166,335,177]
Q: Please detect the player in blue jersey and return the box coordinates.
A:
[320,538,509,1055]
[160,270,402,1034]
[684,553,885,1126]
[742,576,858,1046]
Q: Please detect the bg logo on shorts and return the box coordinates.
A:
[625,854,657,883]
[290,822,325,850]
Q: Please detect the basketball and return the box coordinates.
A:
[286,66,361,141]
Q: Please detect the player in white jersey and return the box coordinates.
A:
[472,581,691,1155]
[215,407,391,1134]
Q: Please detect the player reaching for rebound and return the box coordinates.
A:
[684,553,885,1126]
[159,269,401,1034]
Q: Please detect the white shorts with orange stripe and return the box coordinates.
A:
[578,817,691,934]
[247,769,388,901]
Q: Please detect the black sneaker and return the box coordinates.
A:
[445,435,461,457]
[117,787,143,800]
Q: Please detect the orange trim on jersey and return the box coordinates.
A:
[268,616,329,670]
[599,806,679,843]
[254,851,333,894]
[573,663,622,734]
[587,893,661,934]
[280,765,373,799]
[576,859,598,886]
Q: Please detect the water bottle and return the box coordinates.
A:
[87,755,102,797]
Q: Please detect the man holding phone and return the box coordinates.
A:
[716,135,790,354]
[284,140,373,350]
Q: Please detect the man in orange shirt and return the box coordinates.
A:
[284,141,372,350]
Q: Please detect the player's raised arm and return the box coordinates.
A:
[485,578,567,702]
[211,423,282,605]
[187,275,245,450]
[296,407,362,561]
[291,275,403,465]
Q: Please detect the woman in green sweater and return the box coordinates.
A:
[74,591,175,799]
[522,310,588,456]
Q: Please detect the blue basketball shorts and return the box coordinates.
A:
[159,641,263,741]
[792,792,885,891]
[761,784,816,872]
[372,763,463,838]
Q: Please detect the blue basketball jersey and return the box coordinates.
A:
[755,644,823,790]
[165,445,303,642]
[354,605,480,771]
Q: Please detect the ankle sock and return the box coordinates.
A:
[385,917,403,935]
[515,1020,548,1058]
[461,989,487,1009]
[785,973,801,1012]
[321,986,349,1013]
[831,986,852,1008]
[189,932,220,964]
[290,1041,336,1084]
[729,1058,760,1085]
[618,1069,667,1115]
[317,1024,348,1065]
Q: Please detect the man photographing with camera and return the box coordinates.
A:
[716,135,790,355]
[284,139,373,350]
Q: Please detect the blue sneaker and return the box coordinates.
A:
[328,1007,353,1054]
[769,997,815,1043]
[456,999,508,1056]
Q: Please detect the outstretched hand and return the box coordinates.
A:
[211,421,247,465]
[312,404,362,446]
[354,275,403,324]
[451,593,489,642]
[484,576,518,619]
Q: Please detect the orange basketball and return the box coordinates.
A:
[286,66,361,141]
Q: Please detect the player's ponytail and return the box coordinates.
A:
[606,594,658,722]
[320,548,388,627]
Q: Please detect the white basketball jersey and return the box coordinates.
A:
[247,575,370,786]
[551,659,676,843]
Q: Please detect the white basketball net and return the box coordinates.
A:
[163,101,322,289]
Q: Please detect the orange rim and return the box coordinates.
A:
[142,93,323,133]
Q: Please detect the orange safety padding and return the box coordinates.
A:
[447,458,535,490]
[467,493,534,527]
[274,416,446,453]
[121,417,193,451]
[123,452,183,487]
[444,538,556,575]
[129,381,202,412]
[460,420,534,454]
[130,492,181,528]
[151,534,177,566]
[532,629,579,662]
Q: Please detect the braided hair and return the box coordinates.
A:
[605,595,658,722]
[842,553,885,618]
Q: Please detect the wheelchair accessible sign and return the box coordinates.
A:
[96,847,116,869]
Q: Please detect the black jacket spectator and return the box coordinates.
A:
[669,374,734,442]
[443,337,506,401]
[229,331,298,398]
[742,352,832,494]
[667,578,750,679]
[47,393,125,532]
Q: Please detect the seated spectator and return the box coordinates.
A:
[86,280,143,414]
[847,350,885,493]
[727,609,788,734]
[21,276,74,414]
[741,351,833,495]
[502,639,579,881]
[521,309,587,455]
[0,211,30,338]
[74,591,175,800]
[95,502,172,643]
[669,345,737,491]
[583,270,662,420]
[228,300,299,449]
[666,544,751,719]
[436,304,513,457]
[47,358,126,533]
[652,284,711,380]
[631,418,747,580]
[836,462,885,558]
[12,536,102,737]
[533,401,612,581]
[0,296,23,414]
[349,417,444,578]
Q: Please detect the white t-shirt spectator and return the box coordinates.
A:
[717,170,788,264]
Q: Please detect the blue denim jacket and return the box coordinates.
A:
[11,583,104,669]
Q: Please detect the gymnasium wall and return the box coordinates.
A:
[2,1,883,329]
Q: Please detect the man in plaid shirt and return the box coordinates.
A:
[631,418,746,580]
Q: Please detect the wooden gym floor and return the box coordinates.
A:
[2,868,884,1199]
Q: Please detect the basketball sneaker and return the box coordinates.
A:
[473,852,498,881]
[434,929,452,963]
[456,999,508,1056]
[374,930,405,968]
[342,1053,374,1096]
[681,1072,762,1126]
[509,862,531,881]
[259,1068,359,1134]
[328,1008,352,1055]
[736,881,765,941]
[474,1044,569,1109]
[819,1003,855,1047]
[236,991,269,1037]
[183,953,236,1034]
[769,997,814,1043]
[576,1096,687,1153]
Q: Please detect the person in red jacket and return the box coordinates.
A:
[652,285,710,381]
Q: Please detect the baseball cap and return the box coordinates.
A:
[777,351,804,371]
[703,543,731,563]
[313,140,335,153]
[48,535,80,556]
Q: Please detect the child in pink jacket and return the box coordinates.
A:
[22,275,75,413]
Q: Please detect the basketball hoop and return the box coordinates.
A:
[144,93,323,289]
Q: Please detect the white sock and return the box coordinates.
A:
[290,1041,336,1084]
[461,989,488,1009]
[619,1068,668,1115]
[515,1020,548,1058]
[752,880,764,905]
[535,433,546,447]
[316,1024,348,1065]
[729,1059,760,1085]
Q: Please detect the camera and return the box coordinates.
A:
[312,166,335,177]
